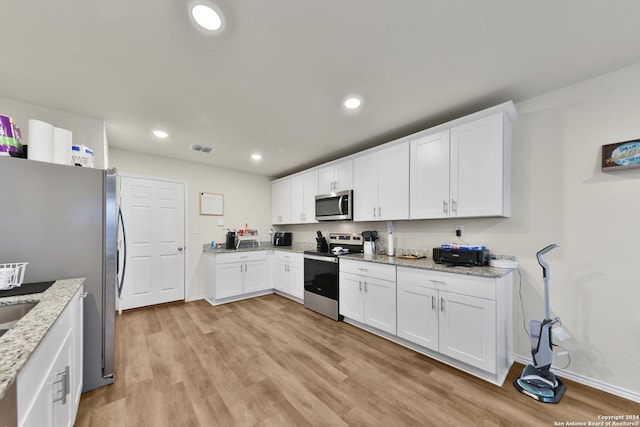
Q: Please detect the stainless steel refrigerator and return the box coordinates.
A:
[0,157,116,392]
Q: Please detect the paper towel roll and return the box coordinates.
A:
[53,127,72,165]
[27,119,54,162]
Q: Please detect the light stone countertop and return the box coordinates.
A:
[339,253,514,278]
[202,242,312,254]
[0,278,84,400]
[202,243,514,279]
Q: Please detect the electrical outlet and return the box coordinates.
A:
[455,225,464,237]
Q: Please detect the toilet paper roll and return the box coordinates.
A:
[27,119,54,162]
[53,127,72,165]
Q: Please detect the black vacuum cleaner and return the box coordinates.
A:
[514,244,567,403]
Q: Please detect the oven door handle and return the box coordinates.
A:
[304,254,339,263]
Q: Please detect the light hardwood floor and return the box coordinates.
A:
[76,294,639,426]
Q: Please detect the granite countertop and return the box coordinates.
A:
[0,278,84,400]
[202,243,514,278]
[339,253,514,278]
[203,242,311,254]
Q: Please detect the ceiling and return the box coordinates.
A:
[2,0,640,178]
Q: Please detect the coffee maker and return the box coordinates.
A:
[225,231,236,249]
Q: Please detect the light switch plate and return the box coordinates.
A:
[218,218,224,227]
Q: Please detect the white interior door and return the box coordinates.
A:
[119,175,186,310]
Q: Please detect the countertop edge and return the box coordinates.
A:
[339,253,515,278]
[0,278,84,400]
[202,245,514,278]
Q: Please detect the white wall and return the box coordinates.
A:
[108,149,273,300]
[278,62,640,399]
[0,96,107,168]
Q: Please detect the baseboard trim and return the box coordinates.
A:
[512,354,640,403]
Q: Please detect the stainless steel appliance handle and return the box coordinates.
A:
[304,254,338,263]
[338,196,344,215]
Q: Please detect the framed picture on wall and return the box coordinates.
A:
[602,139,640,171]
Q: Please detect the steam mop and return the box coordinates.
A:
[514,244,567,403]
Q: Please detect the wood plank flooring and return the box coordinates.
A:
[76,294,640,426]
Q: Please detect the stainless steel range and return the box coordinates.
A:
[303,233,364,320]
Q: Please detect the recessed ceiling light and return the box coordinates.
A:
[153,130,169,139]
[191,4,223,31]
[344,96,362,110]
[251,153,262,160]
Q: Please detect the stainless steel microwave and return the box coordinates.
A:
[315,190,353,221]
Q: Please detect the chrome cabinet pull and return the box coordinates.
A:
[378,206,381,217]
[372,206,376,217]
[440,297,445,312]
[53,366,70,404]
[358,281,362,291]
[451,199,457,214]
[443,200,448,214]
[431,295,435,310]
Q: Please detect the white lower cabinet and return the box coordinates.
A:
[273,251,303,300]
[397,267,511,382]
[18,285,84,427]
[339,259,396,335]
[214,251,269,300]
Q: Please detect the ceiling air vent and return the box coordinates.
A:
[190,144,215,154]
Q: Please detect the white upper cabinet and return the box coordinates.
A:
[409,131,451,219]
[318,160,353,194]
[274,102,515,223]
[450,113,508,217]
[271,178,291,224]
[354,142,409,221]
[290,169,318,224]
[410,109,513,219]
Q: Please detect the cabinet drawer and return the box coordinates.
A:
[340,259,396,281]
[216,250,267,264]
[274,251,303,264]
[397,267,495,300]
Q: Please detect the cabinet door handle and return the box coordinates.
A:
[451,199,457,214]
[440,297,445,312]
[364,281,368,292]
[431,295,435,310]
[240,265,243,273]
[372,206,376,217]
[443,200,448,214]
[357,267,368,272]
[358,281,362,291]
[53,365,70,404]
[429,279,445,286]
[378,206,381,217]
[244,264,248,272]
